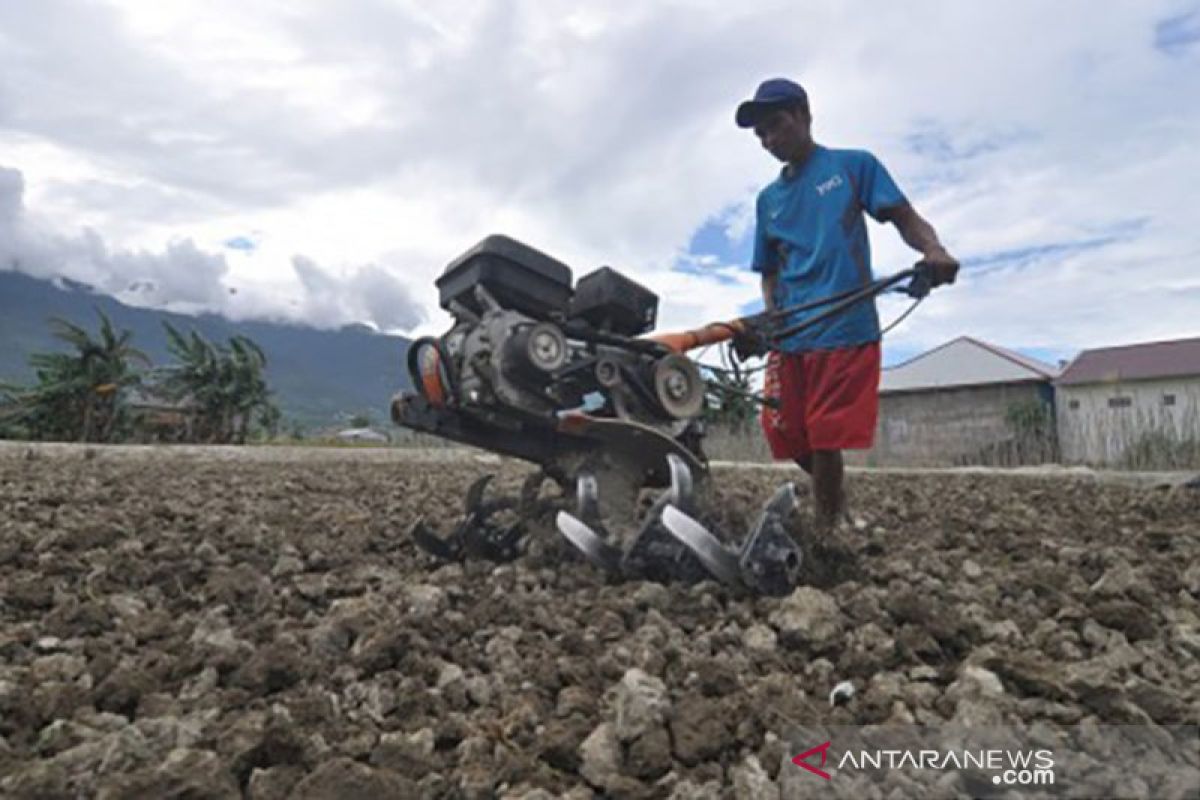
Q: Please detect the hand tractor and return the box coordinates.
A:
[392,235,932,595]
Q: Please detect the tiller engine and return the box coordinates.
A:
[392,235,931,595]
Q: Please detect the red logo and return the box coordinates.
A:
[792,741,833,780]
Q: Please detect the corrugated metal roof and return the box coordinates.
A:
[1056,336,1200,385]
[125,387,196,411]
[881,336,1058,393]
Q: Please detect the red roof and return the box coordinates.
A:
[1056,336,1200,386]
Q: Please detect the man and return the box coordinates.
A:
[735,77,958,536]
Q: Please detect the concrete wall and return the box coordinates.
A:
[850,381,1054,467]
[1056,377,1200,465]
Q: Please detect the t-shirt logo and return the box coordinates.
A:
[815,174,845,196]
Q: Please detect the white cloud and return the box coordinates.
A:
[0,164,425,328]
[0,0,1196,356]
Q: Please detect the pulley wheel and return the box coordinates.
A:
[652,354,704,419]
[525,322,567,372]
[594,357,622,388]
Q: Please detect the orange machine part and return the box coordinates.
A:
[420,347,446,407]
[646,319,748,354]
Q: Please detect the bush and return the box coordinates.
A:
[1120,431,1200,470]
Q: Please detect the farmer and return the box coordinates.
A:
[736,77,959,536]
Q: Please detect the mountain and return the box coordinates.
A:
[0,270,413,430]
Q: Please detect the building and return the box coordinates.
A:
[125,387,198,443]
[336,427,391,444]
[860,336,1060,466]
[1055,336,1200,466]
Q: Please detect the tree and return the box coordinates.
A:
[286,417,307,441]
[224,335,271,443]
[701,363,761,432]
[1004,398,1058,464]
[160,323,220,442]
[160,323,278,444]
[1,309,149,442]
[255,402,283,441]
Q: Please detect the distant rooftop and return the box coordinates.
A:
[1057,336,1200,386]
[881,336,1058,393]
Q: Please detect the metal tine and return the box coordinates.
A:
[464,474,494,513]
[556,511,623,574]
[621,493,708,584]
[737,482,803,596]
[576,472,602,525]
[762,482,798,518]
[518,470,547,515]
[474,521,524,563]
[559,470,626,574]
[661,505,742,587]
[664,453,694,512]
[410,517,462,561]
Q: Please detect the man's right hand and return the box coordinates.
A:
[921,248,960,287]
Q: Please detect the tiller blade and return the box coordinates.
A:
[555,453,708,583]
[411,453,804,595]
[409,474,524,563]
[661,481,803,596]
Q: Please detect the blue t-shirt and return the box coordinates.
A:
[751,146,906,352]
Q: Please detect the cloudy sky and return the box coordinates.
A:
[2,0,1198,367]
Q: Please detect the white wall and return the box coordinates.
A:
[858,382,1053,466]
[1056,377,1200,464]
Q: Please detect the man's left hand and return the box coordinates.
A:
[732,321,771,360]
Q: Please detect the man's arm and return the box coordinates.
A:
[761,270,779,311]
[880,203,959,286]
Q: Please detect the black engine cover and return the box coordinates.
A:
[569,266,658,336]
[437,234,573,318]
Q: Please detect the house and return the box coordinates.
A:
[1055,336,1200,466]
[858,336,1060,466]
[336,427,391,444]
[125,387,198,443]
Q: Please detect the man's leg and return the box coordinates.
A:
[811,449,844,532]
[795,452,848,528]
[800,342,879,535]
[769,354,850,535]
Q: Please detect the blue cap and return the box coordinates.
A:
[735,78,808,128]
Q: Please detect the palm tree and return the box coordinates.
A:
[226,335,270,443]
[162,323,220,441]
[2,309,149,441]
[160,323,277,443]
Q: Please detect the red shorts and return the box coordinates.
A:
[760,343,880,460]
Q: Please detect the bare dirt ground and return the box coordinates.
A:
[1,443,1198,798]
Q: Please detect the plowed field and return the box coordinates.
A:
[1,444,1197,798]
